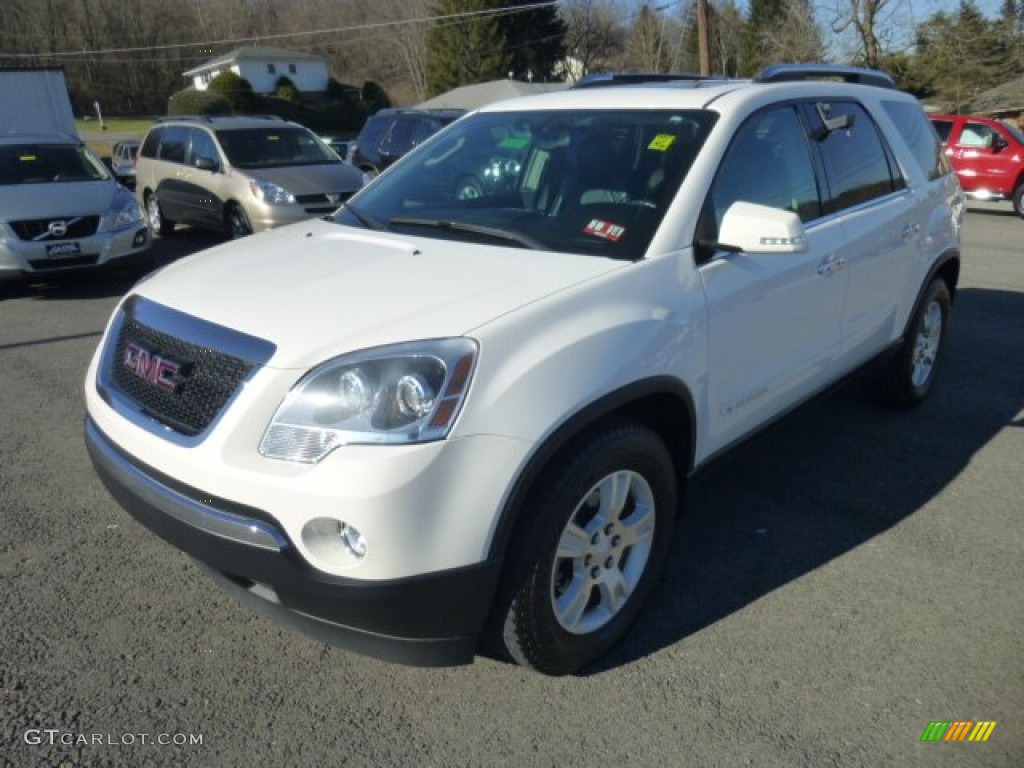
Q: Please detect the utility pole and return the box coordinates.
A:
[696,0,711,75]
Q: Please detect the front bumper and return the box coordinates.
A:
[0,225,149,276]
[85,416,501,666]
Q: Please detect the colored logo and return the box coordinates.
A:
[920,720,997,742]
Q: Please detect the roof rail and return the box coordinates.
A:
[754,64,896,89]
[572,72,731,89]
[154,114,288,124]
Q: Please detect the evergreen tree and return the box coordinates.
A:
[427,0,513,95]
[910,2,1010,111]
[496,0,567,81]
[741,0,784,74]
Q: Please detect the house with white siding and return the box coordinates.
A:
[183,47,329,94]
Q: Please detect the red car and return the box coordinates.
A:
[929,113,1024,218]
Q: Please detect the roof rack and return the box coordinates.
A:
[154,114,288,124]
[754,64,896,90]
[572,72,731,89]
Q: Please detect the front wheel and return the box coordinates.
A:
[866,278,951,409]
[145,193,174,237]
[225,204,253,239]
[489,420,677,675]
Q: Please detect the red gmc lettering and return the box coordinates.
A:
[123,342,181,392]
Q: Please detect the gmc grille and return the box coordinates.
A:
[110,317,253,437]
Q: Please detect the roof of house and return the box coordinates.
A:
[968,74,1024,115]
[183,47,325,77]
[416,79,569,110]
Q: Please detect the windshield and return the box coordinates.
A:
[0,143,111,185]
[215,127,342,169]
[335,109,716,260]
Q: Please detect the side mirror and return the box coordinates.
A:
[714,201,808,254]
[194,156,218,172]
[992,133,1009,151]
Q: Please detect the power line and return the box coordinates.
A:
[0,1,558,60]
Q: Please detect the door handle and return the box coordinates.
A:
[901,222,921,241]
[817,255,847,276]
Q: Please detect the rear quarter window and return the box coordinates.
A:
[140,128,163,158]
[930,119,954,144]
[882,101,949,181]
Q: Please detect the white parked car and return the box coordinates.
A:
[84,65,963,674]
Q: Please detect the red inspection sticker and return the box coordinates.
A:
[584,219,626,242]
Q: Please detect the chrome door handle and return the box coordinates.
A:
[817,256,847,276]
[902,222,921,240]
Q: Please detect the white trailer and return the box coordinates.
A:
[0,67,78,136]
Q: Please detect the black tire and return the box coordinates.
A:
[866,278,951,409]
[225,204,253,239]
[145,192,174,237]
[1013,182,1024,219]
[489,419,677,675]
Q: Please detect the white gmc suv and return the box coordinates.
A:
[84,65,963,675]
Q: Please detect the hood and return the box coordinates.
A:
[0,179,117,222]
[138,218,626,369]
[241,163,365,195]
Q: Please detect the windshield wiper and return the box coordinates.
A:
[341,202,389,231]
[390,216,545,250]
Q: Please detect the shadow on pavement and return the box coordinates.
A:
[588,285,1024,674]
[0,227,224,303]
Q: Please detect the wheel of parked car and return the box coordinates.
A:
[866,278,951,409]
[145,193,174,237]
[489,419,677,675]
[1013,182,1024,218]
[225,204,253,239]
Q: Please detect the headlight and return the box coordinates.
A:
[249,177,296,205]
[260,338,477,463]
[106,188,145,230]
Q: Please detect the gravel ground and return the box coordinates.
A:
[1,208,1021,767]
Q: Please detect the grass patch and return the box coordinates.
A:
[77,117,156,158]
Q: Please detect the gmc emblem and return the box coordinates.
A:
[122,342,191,393]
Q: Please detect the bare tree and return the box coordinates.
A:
[562,0,627,77]
[829,0,908,67]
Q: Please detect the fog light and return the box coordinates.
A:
[340,523,367,559]
[133,228,148,247]
[300,517,367,569]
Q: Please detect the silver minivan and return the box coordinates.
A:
[136,115,368,239]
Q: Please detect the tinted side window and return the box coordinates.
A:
[812,102,898,213]
[382,117,419,154]
[709,105,821,232]
[358,116,393,152]
[158,126,189,164]
[140,128,163,158]
[883,101,948,181]
[188,128,220,168]
[930,120,954,144]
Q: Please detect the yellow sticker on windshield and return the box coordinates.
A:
[648,134,676,151]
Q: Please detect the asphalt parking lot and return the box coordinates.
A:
[1,206,1022,767]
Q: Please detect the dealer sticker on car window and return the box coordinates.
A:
[648,134,677,151]
[584,219,625,242]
